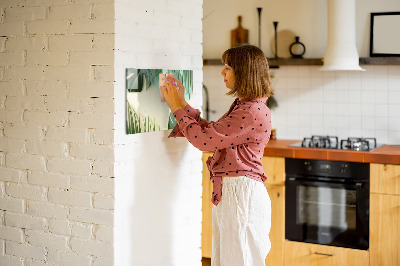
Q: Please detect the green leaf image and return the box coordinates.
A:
[126,101,161,134]
[126,68,193,134]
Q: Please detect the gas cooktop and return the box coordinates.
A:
[289,135,383,151]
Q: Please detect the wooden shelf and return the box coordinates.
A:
[203,57,400,67]
[359,57,400,65]
[268,58,323,67]
[203,58,323,67]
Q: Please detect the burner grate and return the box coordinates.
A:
[301,135,339,149]
[340,137,377,151]
[296,136,378,151]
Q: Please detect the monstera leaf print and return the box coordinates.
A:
[126,69,163,92]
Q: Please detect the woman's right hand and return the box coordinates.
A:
[167,76,187,108]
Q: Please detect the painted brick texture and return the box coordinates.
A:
[0,0,115,265]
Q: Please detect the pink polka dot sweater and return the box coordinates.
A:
[169,97,272,206]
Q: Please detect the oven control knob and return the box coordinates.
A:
[304,162,312,171]
[340,164,347,174]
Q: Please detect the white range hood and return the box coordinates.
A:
[320,0,365,71]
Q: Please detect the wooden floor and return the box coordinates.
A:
[202,257,211,266]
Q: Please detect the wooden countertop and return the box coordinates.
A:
[263,139,400,165]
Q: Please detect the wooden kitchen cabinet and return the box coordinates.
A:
[370,163,400,266]
[370,163,400,195]
[264,184,285,266]
[262,156,285,266]
[370,193,400,266]
[261,156,285,185]
[202,152,213,258]
[284,241,369,266]
[201,154,286,266]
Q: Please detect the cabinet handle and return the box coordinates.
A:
[314,252,335,257]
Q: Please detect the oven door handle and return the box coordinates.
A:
[286,177,364,189]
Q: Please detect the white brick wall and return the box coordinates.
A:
[1,0,204,264]
[0,0,115,265]
[114,0,203,265]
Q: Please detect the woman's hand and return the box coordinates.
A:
[160,78,184,113]
[168,76,187,108]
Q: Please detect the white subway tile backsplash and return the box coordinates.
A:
[375,117,389,129]
[388,131,400,143]
[348,116,362,129]
[286,77,299,89]
[349,128,363,137]
[348,71,362,90]
[388,91,400,104]
[336,128,350,139]
[285,66,298,77]
[374,78,388,91]
[362,116,375,130]
[388,65,400,76]
[348,90,362,103]
[389,104,400,117]
[362,129,375,138]
[298,67,311,78]
[336,116,348,129]
[323,87,336,103]
[375,104,389,117]
[374,130,389,144]
[323,115,336,129]
[388,76,400,91]
[336,90,349,103]
[322,70,335,78]
[310,77,324,90]
[361,90,375,104]
[298,76,311,89]
[374,90,388,104]
[323,103,336,115]
[374,65,388,77]
[349,103,362,116]
[335,74,349,90]
[336,103,349,116]
[361,104,375,117]
[204,65,400,144]
[389,117,400,131]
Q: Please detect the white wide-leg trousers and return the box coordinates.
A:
[211,176,272,266]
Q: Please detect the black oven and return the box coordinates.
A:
[285,158,369,250]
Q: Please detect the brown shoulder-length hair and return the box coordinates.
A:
[221,44,273,99]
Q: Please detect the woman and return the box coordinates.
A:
[161,44,273,266]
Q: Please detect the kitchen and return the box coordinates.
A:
[0,0,398,264]
[202,0,400,265]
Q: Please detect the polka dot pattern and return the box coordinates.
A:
[168,97,272,206]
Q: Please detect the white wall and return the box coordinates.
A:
[203,0,400,145]
[0,0,115,265]
[113,0,203,265]
[203,0,400,58]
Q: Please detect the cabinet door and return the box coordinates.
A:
[284,241,369,266]
[370,164,400,195]
[370,193,400,266]
[264,184,284,266]
[202,152,213,258]
[262,156,285,185]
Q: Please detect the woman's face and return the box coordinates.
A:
[220,64,235,89]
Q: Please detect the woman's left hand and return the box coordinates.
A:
[160,78,184,113]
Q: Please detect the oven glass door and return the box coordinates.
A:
[286,179,369,250]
